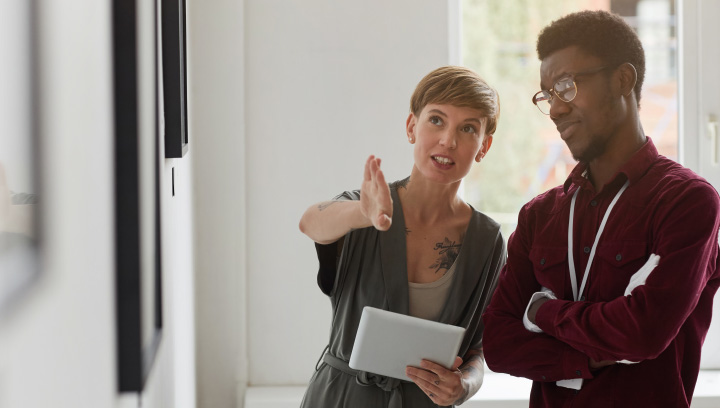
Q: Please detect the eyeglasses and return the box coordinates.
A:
[531,66,609,115]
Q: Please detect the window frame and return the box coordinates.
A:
[679,0,720,370]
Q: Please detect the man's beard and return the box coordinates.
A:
[573,133,609,163]
[573,97,616,163]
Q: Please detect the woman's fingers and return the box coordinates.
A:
[407,366,439,385]
[373,161,392,230]
[406,360,465,404]
[406,368,440,393]
[360,155,392,231]
[406,370,452,404]
[374,161,387,188]
[364,155,374,182]
[451,356,463,371]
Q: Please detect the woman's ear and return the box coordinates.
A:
[475,135,493,162]
[406,112,417,143]
[616,62,637,98]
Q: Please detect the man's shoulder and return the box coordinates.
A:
[650,155,695,175]
[648,156,718,194]
[521,185,568,215]
[644,156,720,211]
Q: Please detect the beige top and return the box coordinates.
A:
[408,261,458,321]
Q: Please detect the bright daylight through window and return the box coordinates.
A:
[461,0,677,240]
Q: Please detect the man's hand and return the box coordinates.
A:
[527,296,551,325]
[589,358,617,370]
[523,289,556,332]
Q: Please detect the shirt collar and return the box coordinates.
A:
[563,136,659,193]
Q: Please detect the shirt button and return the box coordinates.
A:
[584,246,591,254]
[616,254,622,261]
[541,375,546,380]
[576,370,582,376]
[580,296,586,301]
[590,200,598,207]
[540,258,546,265]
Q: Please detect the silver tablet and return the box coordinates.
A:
[348,306,466,381]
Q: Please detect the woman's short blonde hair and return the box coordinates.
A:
[409,66,500,136]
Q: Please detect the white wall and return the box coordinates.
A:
[244,0,458,386]
[0,0,196,407]
[189,0,248,407]
[191,1,460,405]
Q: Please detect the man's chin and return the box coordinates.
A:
[568,145,586,163]
[563,137,584,161]
[572,152,594,164]
[570,142,605,164]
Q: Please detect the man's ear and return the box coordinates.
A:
[616,62,638,98]
[406,112,417,143]
[476,135,493,162]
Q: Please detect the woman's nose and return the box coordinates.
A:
[439,129,457,149]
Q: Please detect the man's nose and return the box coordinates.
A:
[549,96,571,119]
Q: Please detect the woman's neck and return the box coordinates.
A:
[397,169,467,223]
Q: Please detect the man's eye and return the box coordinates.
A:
[430,116,443,125]
[555,78,574,92]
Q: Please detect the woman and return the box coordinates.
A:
[298,66,506,407]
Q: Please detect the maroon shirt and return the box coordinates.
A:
[483,138,720,407]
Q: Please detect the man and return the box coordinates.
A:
[482,10,720,408]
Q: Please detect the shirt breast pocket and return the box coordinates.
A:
[529,247,568,299]
[595,241,649,298]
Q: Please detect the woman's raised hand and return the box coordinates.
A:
[360,155,392,231]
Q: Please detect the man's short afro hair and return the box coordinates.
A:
[537,10,645,104]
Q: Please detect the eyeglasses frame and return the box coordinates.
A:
[531,65,611,115]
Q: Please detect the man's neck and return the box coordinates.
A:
[587,133,646,193]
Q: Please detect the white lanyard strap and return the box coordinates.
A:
[567,180,630,301]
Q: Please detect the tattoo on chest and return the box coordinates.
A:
[429,237,461,273]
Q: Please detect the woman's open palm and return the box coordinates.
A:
[360,156,393,231]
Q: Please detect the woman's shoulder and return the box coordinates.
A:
[467,205,503,239]
[388,176,410,191]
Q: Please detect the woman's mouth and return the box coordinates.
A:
[432,155,455,166]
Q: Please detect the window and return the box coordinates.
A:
[462,0,677,238]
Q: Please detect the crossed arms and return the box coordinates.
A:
[482,183,720,382]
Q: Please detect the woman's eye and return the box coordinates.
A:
[430,116,443,126]
[461,125,477,134]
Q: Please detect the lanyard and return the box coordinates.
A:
[567,180,630,301]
